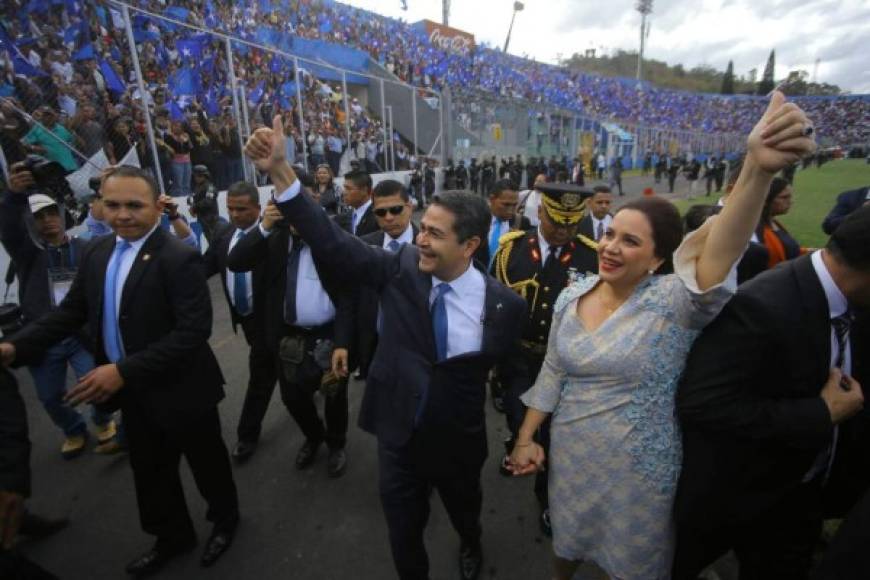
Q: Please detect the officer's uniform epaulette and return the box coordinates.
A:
[498,230,525,247]
[575,233,598,252]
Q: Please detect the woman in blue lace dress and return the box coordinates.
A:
[509,92,817,580]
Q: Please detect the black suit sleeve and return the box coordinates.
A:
[0,369,30,496]
[0,190,37,266]
[9,242,92,365]
[202,231,223,279]
[677,293,833,449]
[822,189,863,235]
[275,190,396,288]
[115,249,214,386]
[226,226,269,273]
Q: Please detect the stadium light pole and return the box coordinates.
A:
[635,0,653,82]
[442,0,450,25]
[503,2,524,53]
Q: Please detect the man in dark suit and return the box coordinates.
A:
[227,191,355,479]
[822,186,869,235]
[353,180,419,377]
[334,169,379,237]
[203,182,277,462]
[577,185,613,243]
[0,367,60,580]
[673,206,870,579]
[473,179,532,271]
[245,116,526,580]
[490,183,597,535]
[0,166,239,577]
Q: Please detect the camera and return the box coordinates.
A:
[19,154,67,188]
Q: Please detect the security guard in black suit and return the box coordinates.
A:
[490,182,598,536]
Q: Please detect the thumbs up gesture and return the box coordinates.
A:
[245,114,288,174]
[747,90,816,175]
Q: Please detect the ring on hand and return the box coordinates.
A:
[802,123,815,137]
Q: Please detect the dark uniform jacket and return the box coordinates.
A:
[0,368,30,497]
[491,229,598,349]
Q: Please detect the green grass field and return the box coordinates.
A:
[671,159,870,248]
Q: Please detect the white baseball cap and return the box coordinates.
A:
[28,193,58,215]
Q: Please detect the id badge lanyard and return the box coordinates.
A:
[46,241,77,308]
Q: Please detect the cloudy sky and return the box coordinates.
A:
[343,0,870,94]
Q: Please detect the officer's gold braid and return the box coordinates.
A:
[494,237,540,310]
[576,234,598,252]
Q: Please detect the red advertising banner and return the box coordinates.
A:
[423,20,476,54]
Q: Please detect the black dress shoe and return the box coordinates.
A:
[125,542,195,577]
[200,518,238,568]
[295,439,322,469]
[231,440,257,463]
[327,448,347,478]
[459,542,482,580]
[19,512,69,541]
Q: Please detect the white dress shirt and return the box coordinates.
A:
[804,250,852,482]
[291,237,336,327]
[226,223,259,314]
[430,263,486,359]
[811,250,852,374]
[590,214,613,241]
[351,199,373,234]
[536,228,562,265]
[382,224,414,250]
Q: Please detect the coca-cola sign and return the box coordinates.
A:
[423,20,475,54]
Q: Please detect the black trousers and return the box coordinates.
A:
[236,316,279,444]
[276,335,348,450]
[378,437,484,580]
[672,479,824,580]
[503,351,549,508]
[123,403,239,550]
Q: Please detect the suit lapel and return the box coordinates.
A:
[119,228,166,314]
[94,235,117,322]
[793,256,832,385]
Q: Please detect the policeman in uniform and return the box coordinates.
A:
[490,182,598,536]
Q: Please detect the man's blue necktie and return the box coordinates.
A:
[103,240,132,363]
[284,236,304,324]
[488,219,502,268]
[387,239,401,253]
[416,282,451,426]
[233,231,251,316]
[431,283,451,361]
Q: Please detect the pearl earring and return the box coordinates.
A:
[648,269,655,275]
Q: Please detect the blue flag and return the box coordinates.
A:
[176,38,204,62]
[0,25,46,77]
[168,99,185,121]
[280,80,297,96]
[168,67,199,96]
[248,81,265,105]
[164,6,189,22]
[270,55,283,74]
[99,59,125,95]
[203,88,220,116]
[73,42,95,61]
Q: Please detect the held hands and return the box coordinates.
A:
[64,364,124,406]
[747,91,817,175]
[331,348,349,378]
[508,440,546,476]
[821,367,863,425]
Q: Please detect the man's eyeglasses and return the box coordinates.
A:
[374,205,405,217]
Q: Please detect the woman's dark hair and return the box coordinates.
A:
[616,197,683,275]
[433,190,490,243]
[683,204,722,233]
[760,177,790,226]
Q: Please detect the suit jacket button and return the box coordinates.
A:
[540,320,546,326]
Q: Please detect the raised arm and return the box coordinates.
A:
[245,115,396,287]
[695,92,816,291]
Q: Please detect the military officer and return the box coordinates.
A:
[490,183,598,536]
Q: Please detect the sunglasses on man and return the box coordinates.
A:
[374,205,405,217]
